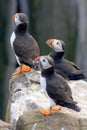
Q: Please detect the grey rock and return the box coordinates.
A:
[8,69,87,130]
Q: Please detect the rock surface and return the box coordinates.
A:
[0,119,12,130]
[8,68,87,130]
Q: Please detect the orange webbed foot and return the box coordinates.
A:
[40,109,51,115]
[21,65,31,72]
[51,106,62,111]
[12,65,32,76]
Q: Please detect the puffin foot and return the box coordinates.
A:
[51,106,62,111]
[12,65,31,76]
[21,65,31,72]
[40,109,51,115]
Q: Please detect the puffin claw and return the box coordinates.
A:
[21,65,31,72]
[12,65,31,76]
[51,106,62,111]
[40,109,51,115]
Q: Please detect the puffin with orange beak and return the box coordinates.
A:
[10,13,40,75]
[46,39,85,80]
[34,56,80,115]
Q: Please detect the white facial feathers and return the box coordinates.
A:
[40,56,52,69]
[15,14,22,26]
[53,39,64,52]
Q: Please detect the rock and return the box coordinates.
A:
[16,110,80,130]
[68,80,87,116]
[0,119,12,130]
[8,69,51,130]
[8,68,87,130]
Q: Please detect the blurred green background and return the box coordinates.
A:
[0,0,87,119]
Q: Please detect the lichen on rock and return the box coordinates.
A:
[9,69,51,129]
[8,68,87,130]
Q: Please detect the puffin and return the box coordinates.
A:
[10,13,40,75]
[34,55,81,115]
[46,39,85,80]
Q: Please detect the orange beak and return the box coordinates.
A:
[46,39,55,48]
[34,56,41,61]
[12,13,16,21]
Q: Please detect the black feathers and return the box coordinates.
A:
[11,13,40,67]
[40,56,81,112]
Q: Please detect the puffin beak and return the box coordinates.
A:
[12,14,16,21]
[33,56,41,67]
[34,56,41,63]
[46,39,55,48]
[34,56,41,61]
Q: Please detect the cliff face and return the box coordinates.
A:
[8,69,87,130]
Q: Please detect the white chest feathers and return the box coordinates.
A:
[40,75,56,107]
[10,32,21,65]
[10,32,16,48]
[40,76,47,90]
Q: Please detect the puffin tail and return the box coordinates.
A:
[58,102,81,112]
[66,103,81,112]
[70,74,86,80]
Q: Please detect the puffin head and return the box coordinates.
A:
[12,13,28,26]
[34,56,54,70]
[46,39,65,52]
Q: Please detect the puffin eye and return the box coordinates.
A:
[56,42,59,45]
[43,59,45,62]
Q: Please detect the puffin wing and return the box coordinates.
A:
[47,74,76,104]
[67,60,80,70]
[13,34,40,66]
[61,58,80,70]
[58,58,85,75]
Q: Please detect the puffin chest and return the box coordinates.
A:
[40,76,47,90]
[40,75,56,107]
[10,32,16,48]
[10,32,21,65]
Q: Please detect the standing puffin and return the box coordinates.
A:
[34,56,80,115]
[46,39,85,80]
[10,13,40,75]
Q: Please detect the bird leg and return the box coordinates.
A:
[40,108,51,115]
[12,64,31,75]
[40,106,61,115]
[51,106,62,111]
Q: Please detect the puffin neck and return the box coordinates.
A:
[15,23,28,34]
[41,67,54,77]
[50,50,64,60]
